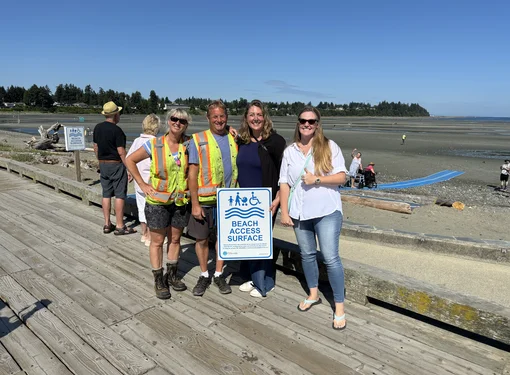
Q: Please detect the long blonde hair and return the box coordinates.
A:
[239,100,273,143]
[294,106,332,176]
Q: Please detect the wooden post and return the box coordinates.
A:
[74,151,81,182]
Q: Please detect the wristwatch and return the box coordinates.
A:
[314,178,321,185]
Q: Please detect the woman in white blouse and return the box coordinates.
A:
[279,106,348,330]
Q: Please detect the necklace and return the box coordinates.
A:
[298,142,311,155]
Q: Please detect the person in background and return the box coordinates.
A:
[401,134,406,145]
[126,114,160,246]
[235,100,286,298]
[187,100,238,296]
[125,110,191,299]
[279,106,348,330]
[348,151,362,187]
[364,162,376,188]
[93,101,136,235]
[500,159,510,191]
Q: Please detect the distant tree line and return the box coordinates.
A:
[0,84,430,117]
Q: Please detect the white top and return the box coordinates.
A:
[279,140,347,220]
[127,134,155,194]
[349,157,361,177]
[502,163,510,176]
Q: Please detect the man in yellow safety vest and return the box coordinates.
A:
[187,100,238,296]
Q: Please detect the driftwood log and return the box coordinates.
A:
[341,195,412,214]
[25,122,62,150]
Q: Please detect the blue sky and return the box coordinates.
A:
[1,0,509,116]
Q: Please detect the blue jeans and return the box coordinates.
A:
[293,210,345,303]
[239,260,275,296]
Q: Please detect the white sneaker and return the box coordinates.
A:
[239,281,254,292]
[250,287,275,298]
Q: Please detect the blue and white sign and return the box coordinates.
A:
[217,188,272,260]
[64,126,86,151]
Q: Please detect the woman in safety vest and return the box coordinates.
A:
[126,109,191,300]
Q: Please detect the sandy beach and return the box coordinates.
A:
[1,113,509,241]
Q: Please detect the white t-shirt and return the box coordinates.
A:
[279,140,347,220]
[501,163,510,176]
[127,134,155,194]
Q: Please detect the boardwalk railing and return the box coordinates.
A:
[1,156,509,345]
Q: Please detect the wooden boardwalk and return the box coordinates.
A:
[0,169,509,375]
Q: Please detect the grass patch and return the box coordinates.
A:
[0,143,16,152]
[10,153,36,163]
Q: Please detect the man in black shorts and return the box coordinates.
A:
[93,101,135,235]
[500,159,510,191]
[187,100,238,296]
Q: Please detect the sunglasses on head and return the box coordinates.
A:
[298,118,318,125]
[170,116,188,125]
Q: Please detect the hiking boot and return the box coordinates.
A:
[165,262,187,292]
[192,275,211,296]
[152,269,171,300]
[213,275,232,294]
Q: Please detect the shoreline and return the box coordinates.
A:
[1,114,509,241]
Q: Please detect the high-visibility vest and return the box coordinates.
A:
[146,135,189,206]
[192,130,238,205]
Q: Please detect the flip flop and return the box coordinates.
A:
[332,314,347,330]
[297,298,322,312]
[103,223,115,234]
[114,226,137,235]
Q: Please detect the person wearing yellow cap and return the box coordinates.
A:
[93,101,136,235]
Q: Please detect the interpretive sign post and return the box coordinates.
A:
[217,188,272,261]
[64,126,85,182]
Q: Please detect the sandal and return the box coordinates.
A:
[332,314,347,330]
[297,298,322,312]
[103,223,115,234]
[114,226,137,235]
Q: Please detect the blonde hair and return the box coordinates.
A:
[166,108,192,125]
[165,108,191,141]
[239,100,273,143]
[206,99,228,117]
[294,106,332,176]
[142,114,160,136]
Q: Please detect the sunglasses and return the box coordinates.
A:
[298,118,318,125]
[170,116,188,125]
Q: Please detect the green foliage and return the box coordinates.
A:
[1,83,430,117]
[10,153,35,163]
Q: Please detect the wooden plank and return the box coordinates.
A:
[155,300,330,375]
[222,311,360,375]
[258,297,431,375]
[273,270,508,373]
[6,237,148,316]
[0,191,59,216]
[0,267,6,278]
[0,300,72,375]
[144,368,173,375]
[263,273,498,375]
[112,317,215,375]
[0,211,73,250]
[136,306,271,375]
[0,228,27,253]
[12,270,156,375]
[341,195,412,214]
[0,276,123,375]
[0,244,30,274]
[5,247,131,325]
[0,341,22,375]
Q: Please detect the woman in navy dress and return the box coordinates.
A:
[236,100,286,297]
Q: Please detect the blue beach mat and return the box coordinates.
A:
[342,170,464,191]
